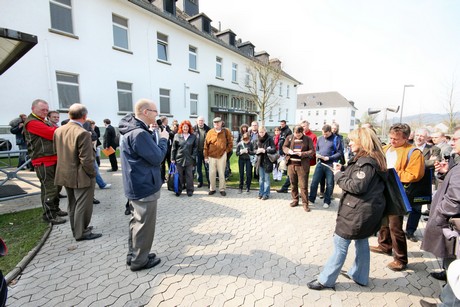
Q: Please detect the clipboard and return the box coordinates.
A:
[102,146,115,156]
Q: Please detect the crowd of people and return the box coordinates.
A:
[5,98,460,305]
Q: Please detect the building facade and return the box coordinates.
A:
[296,92,358,133]
[0,0,300,148]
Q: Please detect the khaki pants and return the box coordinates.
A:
[209,152,227,192]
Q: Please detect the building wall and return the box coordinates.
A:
[0,0,298,140]
[296,107,356,132]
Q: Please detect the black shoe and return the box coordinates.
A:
[127,253,156,266]
[197,182,203,188]
[319,193,325,199]
[43,216,67,225]
[220,191,226,196]
[209,190,216,195]
[258,195,263,199]
[76,233,102,241]
[419,299,437,307]
[187,192,193,197]
[130,257,161,271]
[58,193,67,198]
[406,232,418,242]
[340,270,366,286]
[56,210,68,217]
[175,192,181,197]
[124,207,131,215]
[246,188,250,193]
[423,216,429,221]
[422,210,430,216]
[430,270,447,281]
[307,280,334,291]
[93,198,100,204]
[107,169,117,172]
[276,189,288,193]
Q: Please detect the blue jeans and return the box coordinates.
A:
[318,234,370,287]
[258,167,271,197]
[406,203,422,235]
[94,160,107,188]
[309,163,334,204]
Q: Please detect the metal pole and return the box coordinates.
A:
[399,84,414,123]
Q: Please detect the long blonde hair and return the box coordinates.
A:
[348,127,387,171]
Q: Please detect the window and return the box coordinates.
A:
[214,93,228,107]
[112,14,129,50]
[159,88,170,114]
[50,0,74,34]
[216,57,222,78]
[245,67,250,86]
[279,82,283,96]
[324,110,327,115]
[333,110,337,116]
[117,82,133,112]
[157,32,168,62]
[232,63,238,83]
[351,110,355,117]
[189,46,197,70]
[308,111,311,116]
[285,109,288,120]
[56,72,80,109]
[287,85,290,98]
[190,93,198,115]
[316,110,319,116]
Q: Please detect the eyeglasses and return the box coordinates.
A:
[146,109,158,113]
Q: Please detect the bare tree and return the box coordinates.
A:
[245,60,282,126]
[443,74,459,133]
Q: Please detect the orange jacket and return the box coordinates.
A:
[204,128,233,159]
[383,143,425,183]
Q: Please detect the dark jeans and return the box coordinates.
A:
[406,203,422,235]
[35,163,60,220]
[161,151,171,182]
[378,215,408,264]
[108,152,118,171]
[281,176,290,191]
[238,158,252,190]
[309,163,334,204]
[195,151,209,185]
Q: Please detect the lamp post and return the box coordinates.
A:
[399,84,414,123]
[368,106,400,141]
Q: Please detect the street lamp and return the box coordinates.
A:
[368,106,400,141]
[399,84,414,123]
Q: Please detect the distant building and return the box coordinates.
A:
[0,0,300,149]
[296,91,358,132]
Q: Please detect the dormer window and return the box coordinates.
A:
[316,101,322,106]
[164,0,176,15]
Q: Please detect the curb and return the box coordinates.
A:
[5,223,53,284]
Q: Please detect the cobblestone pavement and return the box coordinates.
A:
[3,164,443,306]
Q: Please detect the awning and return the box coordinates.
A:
[0,27,38,75]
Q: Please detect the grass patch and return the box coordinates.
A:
[0,208,49,274]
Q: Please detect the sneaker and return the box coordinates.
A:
[101,183,112,189]
[387,260,406,271]
[419,299,437,307]
[323,203,330,209]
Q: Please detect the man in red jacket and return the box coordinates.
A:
[23,99,67,225]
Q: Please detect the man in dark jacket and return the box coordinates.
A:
[9,114,28,168]
[119,99,169,271]
[193,116,210,188]
[103,118,118,171]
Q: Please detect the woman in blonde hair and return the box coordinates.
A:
[308,127,387,290]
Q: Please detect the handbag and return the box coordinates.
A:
[404,168,432,205]
[167,162,180,193]
[382,168,412,215]
[267,152,280,163]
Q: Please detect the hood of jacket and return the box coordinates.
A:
[119,113,148,135]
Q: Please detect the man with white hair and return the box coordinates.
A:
[432,131,453,159]
[119,99,169,271]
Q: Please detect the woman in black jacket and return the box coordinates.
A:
[255,126,276,200]
[308,127,387,290]
[171,120,197,197]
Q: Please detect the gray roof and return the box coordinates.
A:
[297,91,357,110]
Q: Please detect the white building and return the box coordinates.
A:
[0,0,300,147]
[296,91,358,133]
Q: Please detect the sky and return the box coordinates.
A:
[199,0,460,121]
